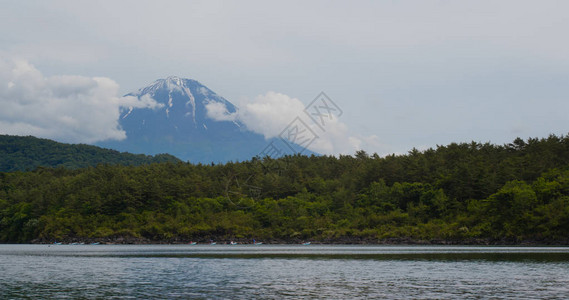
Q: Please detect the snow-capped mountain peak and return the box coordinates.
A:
[124,77,237,126]
[97,77,315,163]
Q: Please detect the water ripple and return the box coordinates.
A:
[1,245,569,299]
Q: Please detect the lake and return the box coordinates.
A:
[1,244,569,299]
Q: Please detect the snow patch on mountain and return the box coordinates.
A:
[122,107,133,119]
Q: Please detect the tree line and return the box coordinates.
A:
[1,135,569,244]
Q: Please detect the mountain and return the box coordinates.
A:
[0,135,180,172]
[97,76,313,163]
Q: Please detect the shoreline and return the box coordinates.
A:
[21,236,569,246]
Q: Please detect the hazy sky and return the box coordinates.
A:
[1,0,568,155]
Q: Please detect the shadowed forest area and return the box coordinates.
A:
[0,135,180,172]
[1,135,569,244]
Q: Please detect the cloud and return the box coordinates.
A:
[0,58,162,143]
[207,91,381,155]
[205,101,237,122]
[308,118,383,155]
[238,92,307,139]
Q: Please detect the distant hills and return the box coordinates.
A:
[97,76,315,163]
[0,135,180,172]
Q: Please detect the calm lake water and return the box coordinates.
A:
[1,245,569,299]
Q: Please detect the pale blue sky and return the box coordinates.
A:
[1,0,568,155]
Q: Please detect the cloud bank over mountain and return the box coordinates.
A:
[0,58,162,143]
[206,91,382,155]
[1,57,378,156]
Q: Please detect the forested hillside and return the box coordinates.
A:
[0,135,180,172]
[1,135,569,244]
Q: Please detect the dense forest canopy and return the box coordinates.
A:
[1,134,569,244]
[0,135,180,172]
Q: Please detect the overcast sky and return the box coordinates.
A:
[1,0,568,155]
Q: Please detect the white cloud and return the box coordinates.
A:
[309,118,382,155]
[0,58,162,143]
[207,91,382,155]
[205,101,237,122]
[238,92,306,139]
